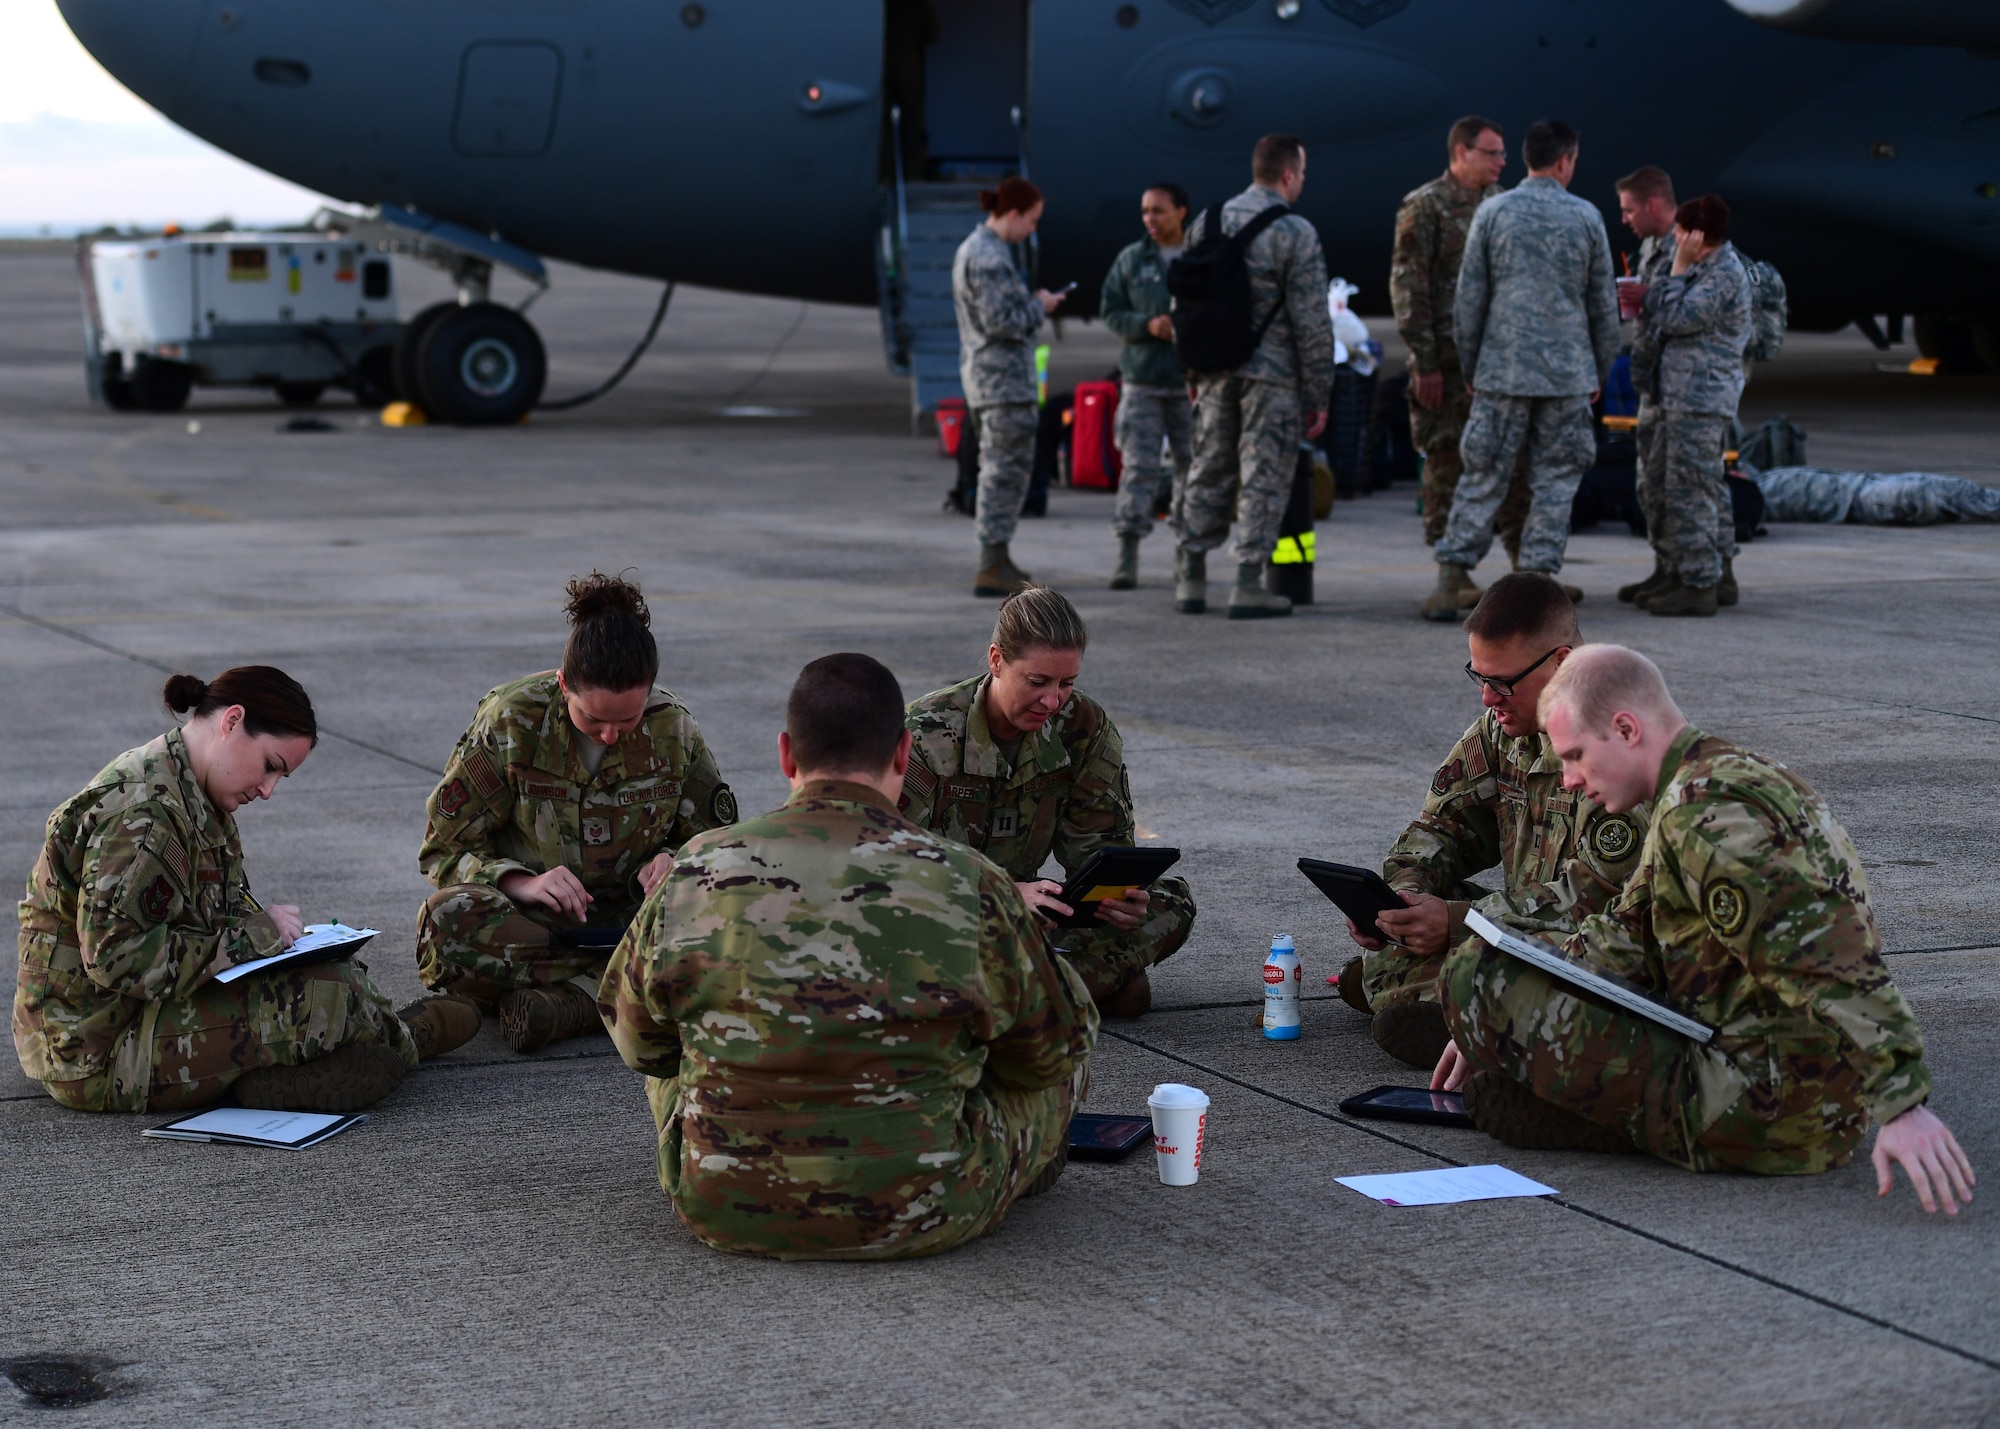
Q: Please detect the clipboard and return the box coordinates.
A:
[1048,846,1181,929]
[1466,909,1714,1043]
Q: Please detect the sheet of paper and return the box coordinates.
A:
[151,1107,345,1144]
[1336,1163,1557,1207]
[215,923,379,984]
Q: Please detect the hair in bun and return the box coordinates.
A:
[561,570,659,692]
[978,177,1043,217]
[161,666,318,746]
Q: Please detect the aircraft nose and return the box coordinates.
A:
[57,0,206,116]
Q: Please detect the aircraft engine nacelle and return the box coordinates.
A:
[1724,0,2000,48]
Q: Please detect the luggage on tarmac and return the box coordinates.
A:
[1267,445,1317,605]
[935,397,968,458]
[1319,367,1379,496]
[1025,392,1071,517]
[1167,203,1292,374]
[1739,414,1805,471]
[1738,255,1790,363]
[1364,373,1418,489]
[1070,379,1122,490]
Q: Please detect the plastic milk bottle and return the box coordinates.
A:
[1263,933,1302,1040]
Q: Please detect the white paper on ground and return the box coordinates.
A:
[1336,1163,1558,1207]
[214,923,379,984]
[144,1107,346,1145]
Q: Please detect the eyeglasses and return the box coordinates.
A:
[1472,146,1507,160]
[1463,647,1562,698]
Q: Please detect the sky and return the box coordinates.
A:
[0,0,332,232]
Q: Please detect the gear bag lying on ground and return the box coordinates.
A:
[1167,203,1292,374]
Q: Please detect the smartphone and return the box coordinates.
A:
[1067,1112,1154,1161]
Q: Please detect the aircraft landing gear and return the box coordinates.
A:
[275,381,326,408]
[1914,314,1999,374]
[390,301,546,424]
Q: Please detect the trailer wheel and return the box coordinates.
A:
[132,358,193,413]
[275,381,326,408]
[415,303,546,425]
[393,302,459,407]
[350,346,397,409]
[98,355,138,412]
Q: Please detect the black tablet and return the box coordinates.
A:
[1067,1113,1154,1161]
[1050,846,1182,929]
[550,925,629,952]
[1297,857,1407,941]
[1338,1084,1472,1128]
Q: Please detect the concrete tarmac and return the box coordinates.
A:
[2,247,1997,1424]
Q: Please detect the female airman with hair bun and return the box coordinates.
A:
[417,571,737,1053]
[15,666,472,1115]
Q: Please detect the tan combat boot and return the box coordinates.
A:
[1462,1071,1642,1154]
[397,994,483,1060]
[1109,533,1140,590]
[1226,563,1292,620]
[1717,558,1739,607]
[1334,955,1371,1015]
[1455,573,1485,610]
[236,1043,408,1113]
[973,542,1032,598]
[1422,563,1470,622]
[1644,580,1718,617]
[500,983,606,1054]
[1174,547,1207,614]
[1097,970,1152,1019]
[1618,559,1671,604]
[1371,1000,1450,1069]
[1020,1139,1069,1198]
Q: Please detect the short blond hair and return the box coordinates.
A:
[1539,644,1683,735]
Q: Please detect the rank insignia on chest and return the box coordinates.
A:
[1704,878,1749,937]
[582,817,612,846]
[1431,760,1464,797]
[1590,814,1638,862]
[139,874,173,920]
[990,807,1019,839]
[438,779,469,818]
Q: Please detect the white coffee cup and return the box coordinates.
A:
[1147,1082,1210,1186]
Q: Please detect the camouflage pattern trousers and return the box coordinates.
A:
[1176,375,1302,565]
[43,959,419,1113]
[1441,940,1870,1174]
[973,401,1040,546]
[1055,875,1196,1003]
[417,882,634,1008]
[640,965,1098,1260]
[1411,368,1531,551]
[1111,383,1192,539]
[1636,402,1737,587]
[1434,392,1597,574]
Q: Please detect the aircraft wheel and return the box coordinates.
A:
[392,302,459,406]
[349,346,397,409]
[415,303,546,425]
[131,357,193,413]
[1913,314,1994,374]
[275,381,326,408]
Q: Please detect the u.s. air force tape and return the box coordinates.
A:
[710,785,737,824]
[1704,878,1749,937]
[1590,814,1637,861]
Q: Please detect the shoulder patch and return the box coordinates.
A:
[1431,759,1464,797]
[709,785,738,825]
[465,749,503,798]
[138,874,174,921]
[437,779,469,818]
[1704,878,1749,938]
[1590,814,1638,863]
[160,833,191,888]
[904,762,936,801]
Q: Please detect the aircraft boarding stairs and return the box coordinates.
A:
[877,183,994,427]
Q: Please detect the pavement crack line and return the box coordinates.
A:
[0,601,445,777]
[1101,1027,2000,1376]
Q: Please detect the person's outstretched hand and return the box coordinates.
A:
[1872,1105,1976,1214]
[1431,1039,1469,1092]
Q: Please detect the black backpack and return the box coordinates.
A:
[1167,202,1292,374]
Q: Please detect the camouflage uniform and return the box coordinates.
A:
[1437,175,1619,574]
[601,778,1096,1260]
[953,223,1044,547]
[1176,186,1336,565]
[1389,173,1530,549]
[901,674,1195,1002]
[15,729,417,1112]
[1629,233,1676,546]
[1368,710,1649,1010]
[1101,235,1191,539]
[417,672,736,1007]
[1445,727,1931,1174]
[1633,244,1752,587]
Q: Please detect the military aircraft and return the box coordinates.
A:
[55,0,2000,421]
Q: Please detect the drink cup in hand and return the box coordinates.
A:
[1616,277,1648,320]
[1148,1082,1210,1186]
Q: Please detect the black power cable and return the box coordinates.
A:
[536,281,675,412]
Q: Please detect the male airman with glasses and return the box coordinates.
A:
[1336,574,1651,1067]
